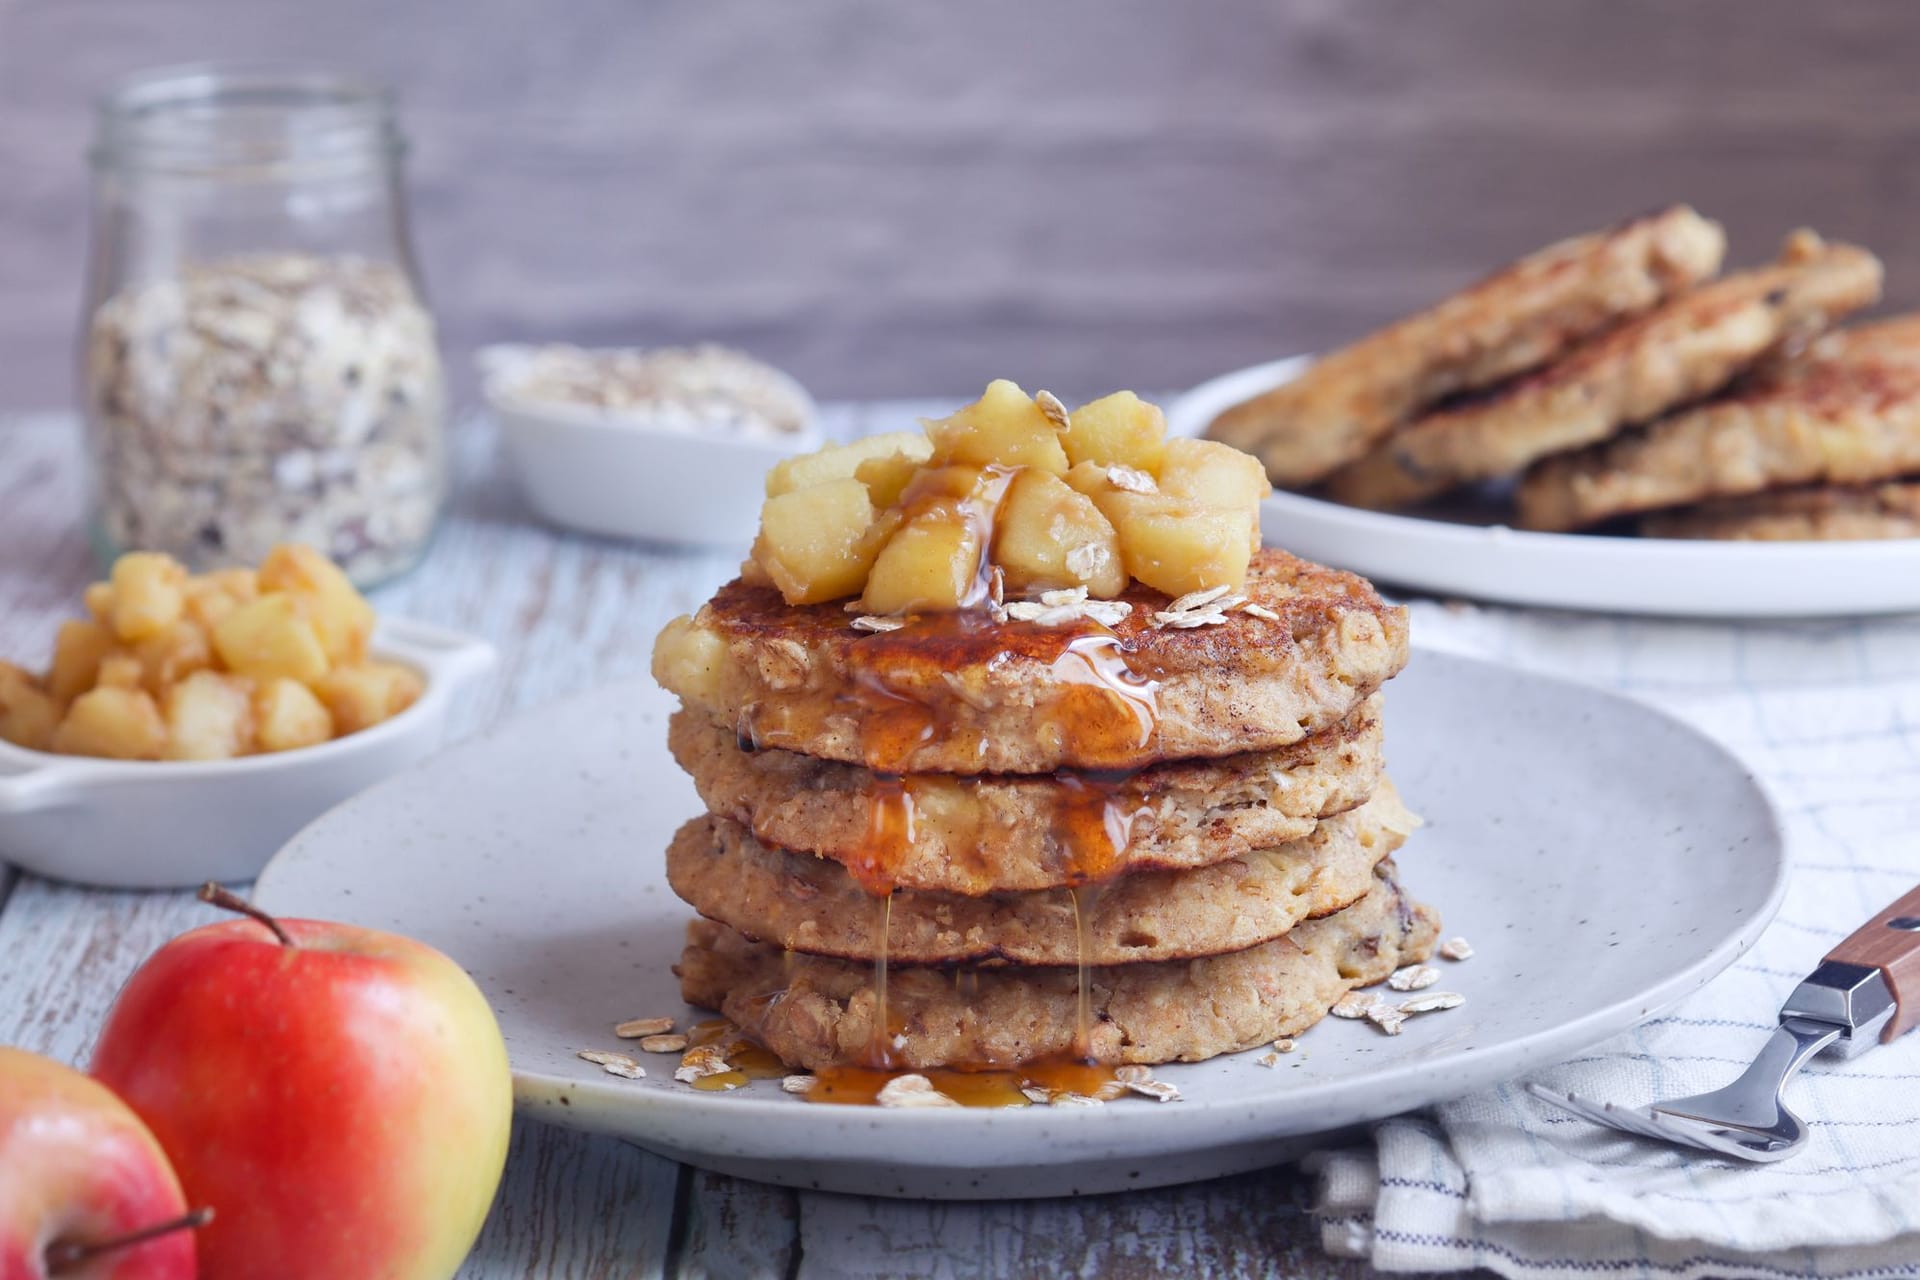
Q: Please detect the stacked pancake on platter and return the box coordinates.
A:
[653,382,1438,1099]
[1209,205,1920,542]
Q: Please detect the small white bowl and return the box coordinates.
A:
[481,345,822,546]
[0,618,496,889]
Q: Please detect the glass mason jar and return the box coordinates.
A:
[81,65,447,586]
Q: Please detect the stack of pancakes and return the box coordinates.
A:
[1211,205,1920,540]
[653,548,1438,1074]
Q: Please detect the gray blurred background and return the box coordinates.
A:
[3,0,1919,409]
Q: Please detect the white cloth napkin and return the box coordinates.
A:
[1314,602,1920,1279]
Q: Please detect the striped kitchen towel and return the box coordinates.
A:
[1312,603,1920,1279]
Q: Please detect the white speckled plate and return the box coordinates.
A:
[254,650,1785,1199]
[1167,357,1920,618]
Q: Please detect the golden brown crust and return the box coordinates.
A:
[1324,233,1884,511]
[667,785,1414,966]
[666,696,1385,894]
[1641,481,1920,541]
[675,862,1440,1069]
[651,548,1409,774]
[1518,317,1920,531]
[1206,206,1725,486]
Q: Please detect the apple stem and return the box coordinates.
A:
[198,881,296,948]
[45,1206,214,1274]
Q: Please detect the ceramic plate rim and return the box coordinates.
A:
[1166,356,1920,618]
[252,650,1788,1171]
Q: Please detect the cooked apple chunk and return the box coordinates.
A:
[1159,437,1271,508]
[854,451,925,510]
[993,470,1126,597]
[163,671,254,761]
[253,677,334,753]
[753,477,880,605]
[1060,391,1169,473]
[0,663,59,751]
[260,544,375,665]
[926,379,1069,475]
[315,661,424,735]
[48,619,117,703]
[108,552,187,642]
[51,687,167,760]
[1098,492,1255,597]
[861,511,986,614]
[212,595,331,685]
[765,432,930,498]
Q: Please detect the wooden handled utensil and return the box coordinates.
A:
[1528,883,1920,1162]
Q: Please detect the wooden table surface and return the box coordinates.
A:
[0,407,1458,1280]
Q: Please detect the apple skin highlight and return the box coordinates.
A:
[0,1046,196,1280]
[90,916,513,1280]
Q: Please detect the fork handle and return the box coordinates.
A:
[1824,884,1920,1043]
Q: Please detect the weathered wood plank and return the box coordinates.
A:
[674,1172,799,1280]
[789,1168,1384,1280]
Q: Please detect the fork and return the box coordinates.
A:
[1529,884,1920,1162]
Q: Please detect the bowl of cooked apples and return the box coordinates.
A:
[0,545,495,889]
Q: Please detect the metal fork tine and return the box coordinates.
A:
[1531,1084,1794,1161]
[1649,1111,1798,1163]
[1529,1085,1714,1149]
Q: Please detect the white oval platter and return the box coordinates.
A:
[1168,356,1920,618]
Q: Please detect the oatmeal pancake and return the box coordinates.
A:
[652,548,1407,775]
[675,861,1440,1070]
[667,696,1384,894]
[1517,317,1920,531]
[667,784,1414,966]
[1325,232,1884,510]
[1642,481,1920,541]
[1207,206,1725,486]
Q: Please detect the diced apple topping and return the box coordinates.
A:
[4,545,416,760]
[747,381,1270,610]
[993,470,1126,598]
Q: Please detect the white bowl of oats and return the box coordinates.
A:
[480,344,821,547]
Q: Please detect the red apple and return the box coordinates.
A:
[90,886,513,1280]
[0,1046,203,1280]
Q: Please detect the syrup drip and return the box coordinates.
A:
[804,1056,1121,1108]
[889,463,1019,612]
[810,504,1164,1098]
[868,892,896,1067]
[685,1019,791,1092]
[1069,885,1093,1057]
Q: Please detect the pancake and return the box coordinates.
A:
[1642,481,1920,541]
[666,695,1384,894]
[1206,206,1725,486]
[652,548,1408,776]
[1324,231,1884,511]
[1518,317,1920,531]
[666,784,1415,966]
[675,861,1439,1070]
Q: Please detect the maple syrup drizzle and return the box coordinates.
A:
[868,891,896,1067]
[685,1019,790,1092]
[1069,885,1093,1057]
[751,476,1167,1100]
[889,463,1019,612]
[804,1056,1121,1108]
[824,609,1161,1096]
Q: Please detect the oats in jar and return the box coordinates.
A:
[85,253,446,585]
